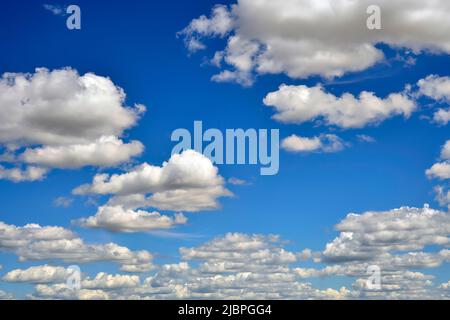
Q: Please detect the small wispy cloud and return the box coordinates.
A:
[43,4,67,16]
[228,177,250,186]
[357,134,376,143]
[149,230,205,240]
[53,196,74,208]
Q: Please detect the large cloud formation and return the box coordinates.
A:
[0,68,145,181]
[2,205,449,299]
[180,0,450,85]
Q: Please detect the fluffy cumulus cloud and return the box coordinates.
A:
[435,186,450,210]
[74,150,231,212]
[3,265,68,284]
[179,5,233,52]
[0,290,14,300]
[427,163,450,180]
[263,84,415,128]
[76,205,187,233]
[17,270,139,299]
[312,205,450,299]
[282,134,346,153]
[427,140,450,209]
[321,205,450,263]
[293,205,450,299]
[0,68,145,180]
[180,0,450,85]
[26,271,140,300]
[81,272,140,290]
[0,165,48,182]
[440,281,450,290]
[418,75,450,102]
[21,136,143,169]
[30,284,110,300]
[433,109,450,126]
[0,220,153,272]
[418,75,450,125]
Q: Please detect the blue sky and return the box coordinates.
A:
[0,0,449,299]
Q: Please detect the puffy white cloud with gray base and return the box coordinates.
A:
[74,150,231,212]
[0,68,145,181]
[263,84,415,129]
[180,0,450,85]
[418,75,450,125]
[76,205,187,233]
[0,220,153,272]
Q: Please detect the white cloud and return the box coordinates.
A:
[76,205,187,233]
[3,265,68,283]
[81,272,140,290]
[0,220,153,271]
[441,141,450,160]
[120,263,154,273]
[426,140,450,180]
[435,186,450,209]
[282,134,345,153]
[426,162,450,180]
[0,221,76,249]
[417,75,450,125]
[433,108,450,125]
[181,0,450,84]
[263,84,415,128]
[427,141,450,208]
[227,177,248,185]
[180,233,297,268]
[74,150,231,212]
[0,290,14,300]
[418,75,450,101]
[0,68,145,174]
[17,239,153,270]
[179,5,233,53]
[0,68,143,146]
[282,135,322,153]
[0,165,48,182]
[53,196,74,208]
[293,204,450,299]
[140,233,350,300]
[357,134,376,143]
[351,271,436,299]
[31,283,110,300]
[440,280,450,290]
[321,205,450,263]
[7,205,450,299]
[22,136,143,169]
[43,4,66,16]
